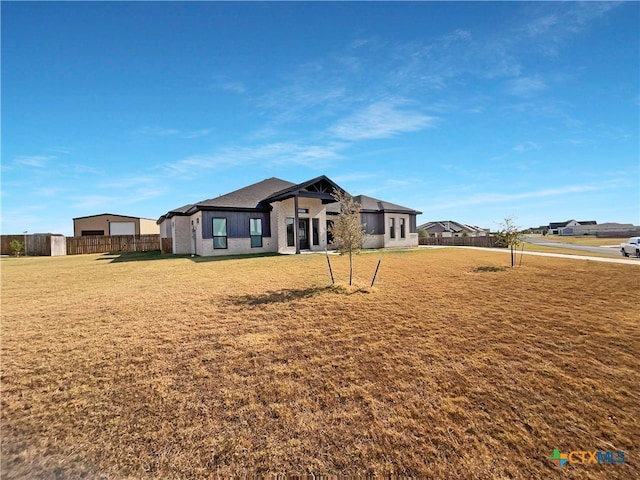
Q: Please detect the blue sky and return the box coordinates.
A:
[2,1,638,235]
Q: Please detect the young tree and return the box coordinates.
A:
[10,239,24,257]
[499,216,521,267]
[330,188,366,285]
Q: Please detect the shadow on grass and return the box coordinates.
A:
[96,250,282,264]
[225,286,332,306]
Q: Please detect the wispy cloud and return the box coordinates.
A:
[330,172,380,184]
[180,129,212,139]
[426,184,599,211]
[162,140,347,178]
[523,14,559,37]
[135,126,181,136]
[520,2,619,56]
[70,194,121,210]
[513,141,540,153]
[216,81,246,94]
[14,155,54,168]
[507,76,547,97]
[330,99,437,141]
[134,126,211,139]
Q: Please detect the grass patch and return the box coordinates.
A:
[2,249,638,478]
[473,265,507,272]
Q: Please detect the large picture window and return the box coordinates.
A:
[250,218,262,248]
[400,218,406,239]
[213,218,227,249]
[286,218,295,247]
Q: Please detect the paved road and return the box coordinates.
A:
[521,235,627,257]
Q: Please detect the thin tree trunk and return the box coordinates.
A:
[349,247,353,285]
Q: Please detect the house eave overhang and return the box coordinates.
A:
[360,208,422,215]
[196,205,273,213]
[261,175,345,205]
[264,190,337,204]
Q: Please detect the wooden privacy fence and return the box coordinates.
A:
[1,234,67,256]
[160,237,173,254]
[66,234,161,255]
[419,236,498,247]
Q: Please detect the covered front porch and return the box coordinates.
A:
[262,176,344,254]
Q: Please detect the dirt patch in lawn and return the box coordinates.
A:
[2,249,638,478]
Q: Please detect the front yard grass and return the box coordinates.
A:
[1,249,638,478]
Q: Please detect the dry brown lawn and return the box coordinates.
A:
[1,248,638,479]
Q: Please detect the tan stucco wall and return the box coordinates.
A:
[274,197,327,254]
[172,216,192,254]
[199,237,278,256]
[382,213,418,248]
[74,214,158,236]
[363,234,385,249]
[159,219,172,238]
[139,218,160,235]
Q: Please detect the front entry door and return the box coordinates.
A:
[298,219,310,250]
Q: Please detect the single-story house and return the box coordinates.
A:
[548,220,596,235]
[157,175,421,256]
[417,221,488,238]
[558,222,638,236]
[73,213,159,237]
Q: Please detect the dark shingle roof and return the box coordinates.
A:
[159,177,422,222]
[353,194,421,214]
[196,177,295,209]
[326,194,421,215]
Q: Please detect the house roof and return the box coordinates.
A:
[261,175,343,204]
[549,220,574,229]
[550,220,597,229]
[325,194,421,215]
[158,178,296,222]
[354,195,422,214]
[417,221,486,233]
[73,213,157,221]
[158,176,422,222]
[197,177,296,209]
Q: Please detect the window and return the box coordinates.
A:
[250,218,262,248]
[326,220,334,244]
[400,218,406,239]
[213,218,227,249]
[390,217,396,239]
[312,218,319,246]
[298,208,309,214]
[286,218,295,247]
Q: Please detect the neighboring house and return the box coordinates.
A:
[157,175,421,256]
[548,220,596,235]
[73,213,159,237]
[558,222,638,236]
[417,221,488,238]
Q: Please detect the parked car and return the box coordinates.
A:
[620,237,640,257]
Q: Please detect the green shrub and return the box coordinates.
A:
[10,239,24,257]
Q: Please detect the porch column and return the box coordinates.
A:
[294,194,300,254]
